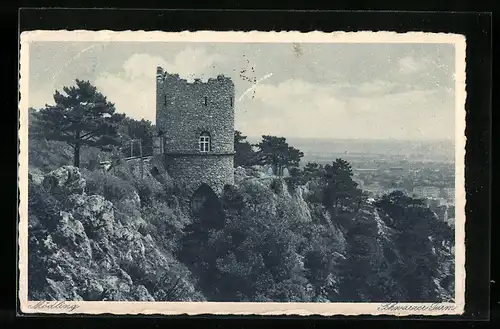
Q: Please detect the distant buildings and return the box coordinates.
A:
[388,187,409,195]
[424,198,442,208]
[349,160,454,212]
[441,187,455,202]
[362,182,386,197]
[412,186,441,199]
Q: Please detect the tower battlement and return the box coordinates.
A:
[156,66,234,87]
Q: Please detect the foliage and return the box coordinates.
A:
[375,191,454,301]
[336,212,404,301]
[287,162,327,197]
[234,130,255,167]
[119,117,156,157]
[286,159,362,226]
[254,135,304,176]
[30,107,159,172]
[133,176,164,208]
[300,222,346,301]
[141,202,189,256]
[85,170,135,202]
[28,113,455,303]
[177,177,349,302]
[31,80,125,167]
[178,184,313,301]
[28,139,73,172]
[27,180,63,300]
[322,159,363,226]
[270,178,284,194]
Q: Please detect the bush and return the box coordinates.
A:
[85,170,135,202]
[28,139,73,172]
[133,175,166,207]
[110,163,135,182]
[240,180,274,206]
[142,203,189,253]
[178,178,318,301]
[27,180,63,299]
[270,178,284,194]
[80,147,111,170]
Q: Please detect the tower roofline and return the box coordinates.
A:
[156,66,234,85]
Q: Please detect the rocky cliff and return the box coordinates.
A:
[26,163,454,302]
[28,165,202,301]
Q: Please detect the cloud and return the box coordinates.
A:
[356,79,398,96]
[235,79,347,138]
[343,89,454,140]
[94,48,226,121]
[252,79,344,109]
[235,78,454,140]
[398,56,431,74]
[27,43,455,141]
[95,71,156,122]
[121,48,227,81]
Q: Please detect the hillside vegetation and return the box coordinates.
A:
[27,128,454,302]
[26,79,454,302]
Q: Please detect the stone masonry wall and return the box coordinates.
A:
[155,67,235,195]
[165,154,234,196]
[156,68,235,154]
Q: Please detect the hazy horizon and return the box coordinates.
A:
[244,135,455,142]
[245,136,455,163]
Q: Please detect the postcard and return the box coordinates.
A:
[18,30,466,316]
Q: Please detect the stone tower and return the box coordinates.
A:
[154,67,235,196]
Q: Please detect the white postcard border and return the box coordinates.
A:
[18,30,467,316]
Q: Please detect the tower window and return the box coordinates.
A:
[164,95,167,106]
[204,96,208,106]
[199,132,211,152]
[230,97,233,106]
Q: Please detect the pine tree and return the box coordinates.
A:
[322,158,362,222]
[254,135,304,176]
[33,79,125,167]
[234,130,254,167]
[375,191,450,301]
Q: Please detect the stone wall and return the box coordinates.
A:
[156,68,235,154]
[164,154,234,196]
[155,67,236,196]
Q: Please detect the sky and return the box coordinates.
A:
[28,41,456,141]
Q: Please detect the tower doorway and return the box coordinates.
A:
[190,183,225,229]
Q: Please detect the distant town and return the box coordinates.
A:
[264,138,456,224]
[315,155,455,223]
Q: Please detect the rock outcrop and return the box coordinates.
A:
[28,166,202,302]
[27,163,454,303]
[233,166,312,222]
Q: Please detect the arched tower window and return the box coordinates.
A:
[199,132,211,152]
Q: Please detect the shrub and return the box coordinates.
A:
[110,163,135,182]
[133,175,166,207]
[240,180,274,207]
[270,178,284,194]
[27,180,63,298]
[28,139,73,172]
[142,203,188,254]
[85,170,135,202]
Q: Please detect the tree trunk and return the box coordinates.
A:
[333,198,339,218]
[74,130,81,168]
[74,143,80,167]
